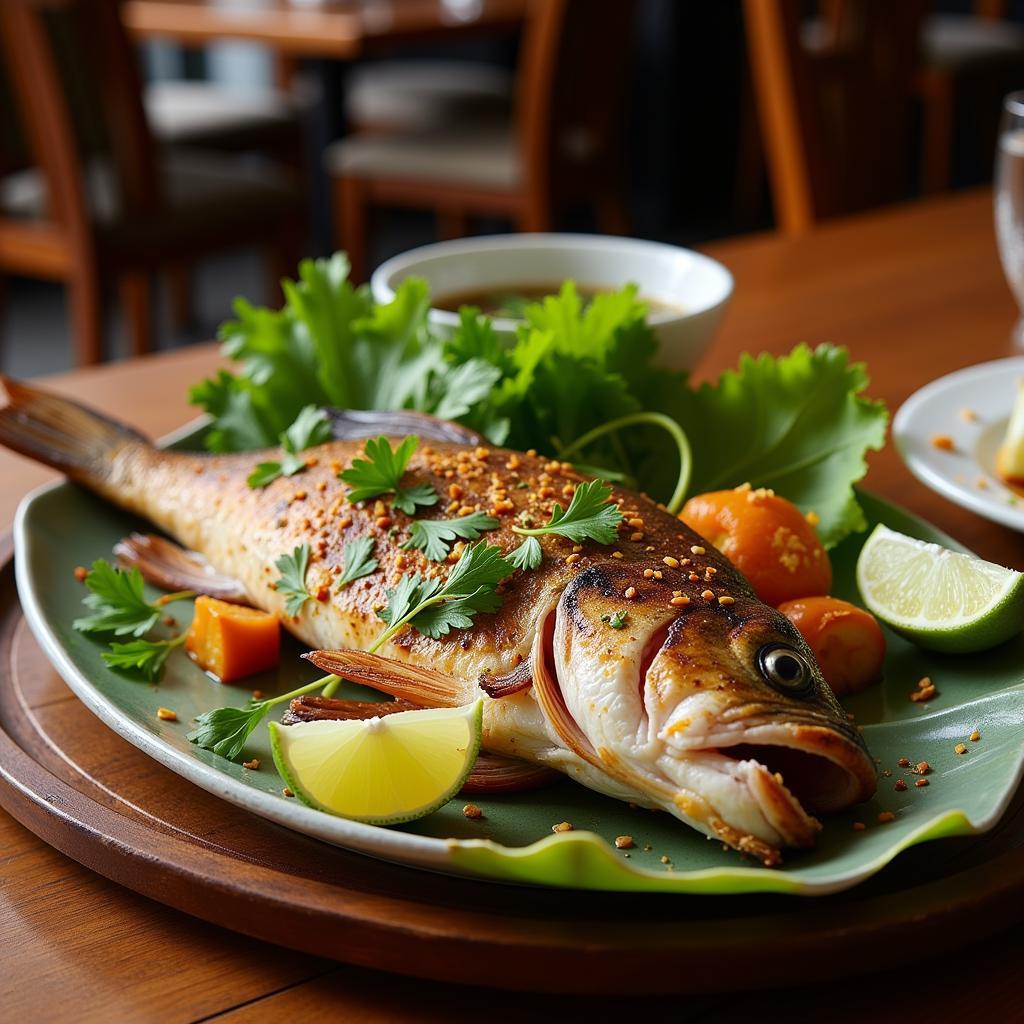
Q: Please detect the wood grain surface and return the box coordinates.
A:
[3,188,1023,1021]
[123,0,527,59]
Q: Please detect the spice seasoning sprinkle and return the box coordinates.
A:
[959,408,978,423]
[955,743,968,755]
[878,811,896,824]
[156,707,178,722]
[690,545,706,555]
[970,730,981,742]
[73,565,88,583]
[242,759,260,771]
[852,821,866,831]
[463,803,484,820]
[894,779,907,792]
[552,821,574,833]
[670,595,690,607]
[701,590,715,601]
[914,761,930,775]
[283,787,295,798]
[897,757,911,768]
[915,778,929,788]
[614,835,634,850]
[660,855,671,864]
[930,434,955,451]
[718,595,735,606]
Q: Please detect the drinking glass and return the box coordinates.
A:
[995,91,1024,346]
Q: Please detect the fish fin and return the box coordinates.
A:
[326,408,483,446]
[478,660,533,699]
[114,533,248,604]
[302,649,462,708]
[0,374,147,485]
[460,755,560,795]
[282,695,420,723]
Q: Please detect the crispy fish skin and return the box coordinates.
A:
[0,376,877,864]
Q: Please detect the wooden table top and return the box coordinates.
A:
[123,0,527,59]
[3,187,1022,1021]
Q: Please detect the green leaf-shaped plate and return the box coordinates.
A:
[14,436,1024,895]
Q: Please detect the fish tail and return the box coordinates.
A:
[0,374,149,488]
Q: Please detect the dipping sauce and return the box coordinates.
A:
[433,283,683,319]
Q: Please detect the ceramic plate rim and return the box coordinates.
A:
[893,357,1024,532]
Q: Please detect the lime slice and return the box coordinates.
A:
[856,525,1024,652]
[269,701,482,825]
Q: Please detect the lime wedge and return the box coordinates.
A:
[856,525,1024,652]
[269,701,482,825]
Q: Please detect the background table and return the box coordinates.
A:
[3,188,1021,1021]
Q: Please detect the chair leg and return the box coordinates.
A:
[68,270,105,366]
[165,264,193,333]
[437,207,470,240]
[594,195,631,236]
[334,175,368,283]
[118,269,153,358]
[920,72,954,195]
[267,215,303,304]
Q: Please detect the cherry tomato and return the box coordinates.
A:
[680,486,831,606]
[778,596,886,696]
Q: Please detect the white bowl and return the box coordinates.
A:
[370,233,733,370]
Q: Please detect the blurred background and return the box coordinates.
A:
[1,0,1022,375]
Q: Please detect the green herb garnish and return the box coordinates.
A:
[374,542,512,645]
[73,559,193,681]
[102,636,187,682]
[511,479,622,545]
[403,511,500,562]
[601,611,629,630]
[247,405,331,488]
[507,537,543,571]
[340,436,439,515]
[274,544,312,616]
[336,537,378,589]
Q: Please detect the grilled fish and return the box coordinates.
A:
[0,376,876,865]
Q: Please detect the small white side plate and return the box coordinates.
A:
[893,357,1024,532]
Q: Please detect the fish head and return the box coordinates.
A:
[540,565,877,863]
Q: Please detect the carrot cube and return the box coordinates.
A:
[185,596,280,683]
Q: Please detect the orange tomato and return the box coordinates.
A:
[186,596,280,683]
[679,486,831,606]
[778,597,886,696]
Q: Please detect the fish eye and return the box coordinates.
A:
[757,644,814,696]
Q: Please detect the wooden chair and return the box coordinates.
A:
[916,1,1024,194]
[0,0,303,366]
[327,0,635,283]
[743,0,927,235]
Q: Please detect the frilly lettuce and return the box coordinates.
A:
[191,254,887,548]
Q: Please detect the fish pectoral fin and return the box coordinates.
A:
[114,533,248,603]
[282,695,419,724]
[478,660,533,699]
[303,649,463,708]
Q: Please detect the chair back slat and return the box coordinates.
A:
[745,0,926,233]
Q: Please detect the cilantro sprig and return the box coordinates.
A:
[373,541,512,646]
[73,560,193,682]
[274,545,313,616]
[511,479,622,545]
[337,537,378,589]
[340,436,439,515]
[403,511,500,562]
[247,405,332,489]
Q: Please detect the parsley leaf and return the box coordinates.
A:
[246,405,331,489]
[274,544,312,616]
[73,560,161,637]
[339,435,439,514]
[372,542,512,647]
[102,636,185,682]
[337,537,378,589]
[403,511,500,562]
[507,536,542,571]
[512,479,622,545]
[188,702,268,760]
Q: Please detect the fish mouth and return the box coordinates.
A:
[695,720,877,813]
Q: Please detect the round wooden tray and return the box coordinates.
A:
[1,536,1022,994]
